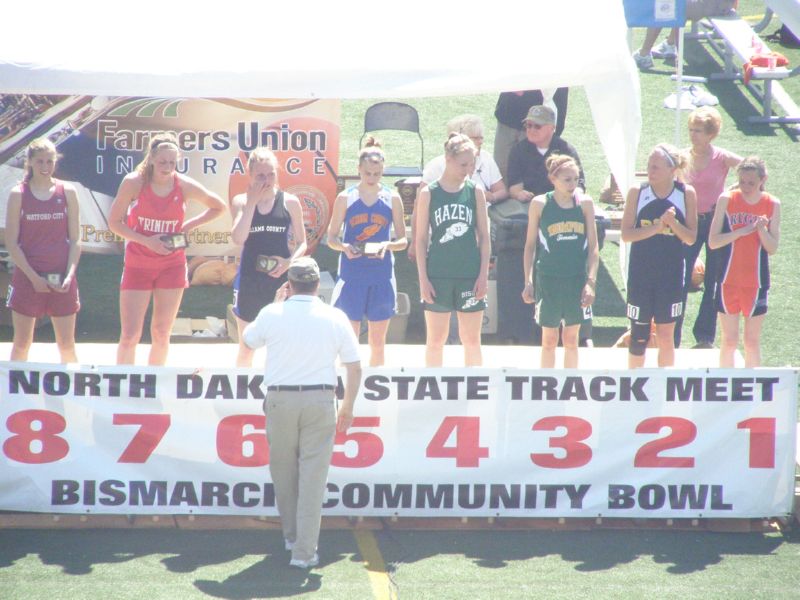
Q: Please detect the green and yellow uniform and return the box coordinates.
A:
[535,191,589,327]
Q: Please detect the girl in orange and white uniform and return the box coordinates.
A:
[709,157,780,367]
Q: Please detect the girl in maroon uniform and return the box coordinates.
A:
[5,138,81,362]
[109,133,226,365]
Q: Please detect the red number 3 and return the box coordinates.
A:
[530,416,593,468]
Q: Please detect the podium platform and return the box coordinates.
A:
[0,342,739,369]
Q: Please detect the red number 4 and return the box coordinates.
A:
[426,416,488,467]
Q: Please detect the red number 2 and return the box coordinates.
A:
[634,417,696,468]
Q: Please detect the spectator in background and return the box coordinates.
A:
[709,157,780,368]
[507,105,584,202]
[493,88,569,181]
[675,107,741,349]
[505,105,590,344]
[109,133,226,365]
[229,147,307,367]
[415,134,490,367]
[422,114,508,204]
[5,138,81,363]
[409,114,506,262]
[622,144,697,369]
[327,138,407,367]
[633,0,737,69]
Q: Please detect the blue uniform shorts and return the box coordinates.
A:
[332,276,396,322]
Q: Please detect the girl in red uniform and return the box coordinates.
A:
[109,133,226,365]
[709,157,780,367]
[5,138,81,362]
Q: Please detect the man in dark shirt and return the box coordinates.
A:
[507,105,585,201]
[493,89,569,181]
[501,105,591,346]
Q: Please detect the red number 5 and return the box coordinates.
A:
[332,417,383,468]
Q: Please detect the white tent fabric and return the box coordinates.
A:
[0,0,640,190]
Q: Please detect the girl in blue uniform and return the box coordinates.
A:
[327,138,407,366]
[230,147,307,366]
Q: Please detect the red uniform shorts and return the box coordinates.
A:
[120,263,189,291]
[6,272,80,318]
[716,284,768,317]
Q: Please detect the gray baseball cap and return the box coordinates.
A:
[522,105,556,126]
[287,257,320,283]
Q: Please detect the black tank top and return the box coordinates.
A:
[239,190,292,278]
[628,182,687,286]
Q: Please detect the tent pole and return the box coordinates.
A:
[675,26,685,146]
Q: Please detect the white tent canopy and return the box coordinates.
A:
[0,0,640,190]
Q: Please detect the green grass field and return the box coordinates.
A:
[2,527,800,599]
[1,2,800,598]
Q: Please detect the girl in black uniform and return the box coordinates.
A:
[230,148,307,366]
[621,144,697,368]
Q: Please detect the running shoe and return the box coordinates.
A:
[633,51,654,70]
[652,40,678,58]
[290,553,319,569]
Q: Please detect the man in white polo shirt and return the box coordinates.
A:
[243,256,362,569]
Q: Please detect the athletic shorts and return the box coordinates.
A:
[331,277,396,322]
[626,277,683,324]
[232,270,287,323]
[535,274,591,328]
[424,277,486,313]
[716,284,768,317]
[120,263,188,291]
[6,271,80,318]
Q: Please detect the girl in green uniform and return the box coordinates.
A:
[522,155,599,368]
[415,133,491,367]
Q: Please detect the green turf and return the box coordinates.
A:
[1,528,799,599]
[0,529,372,599]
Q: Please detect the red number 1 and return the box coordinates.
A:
[738,418,776,469]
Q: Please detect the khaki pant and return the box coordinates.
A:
[264,389,336,562]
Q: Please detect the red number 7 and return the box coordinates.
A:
[113,414,171,463]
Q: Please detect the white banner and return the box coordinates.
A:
[0,364,796,519]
